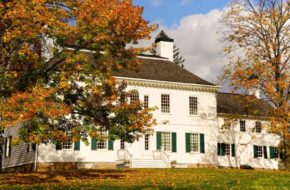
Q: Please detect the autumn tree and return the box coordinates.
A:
[0,0,156,145]
[222,0,289,168]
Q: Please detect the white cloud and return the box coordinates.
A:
[165,9,228,84]
[136,9,229,89]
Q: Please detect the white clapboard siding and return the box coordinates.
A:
[2,125,36,169]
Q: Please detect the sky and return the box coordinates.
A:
[134,0,231,87]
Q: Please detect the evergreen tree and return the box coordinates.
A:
[173,45,185,67]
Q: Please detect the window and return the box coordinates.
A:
[130,90,139,103]
[144,95,149,109]
[62,129,73,150]
[145,134,150,150]
[190,134,199,152]
[273,147,279,158]
[161,132,171,151]
[257,146,263,157]
[120,139,125,150]
[161,94,170,113]
[189,97,198,115]
[255,121,262,133]
[97,128,107,150]
[5,136,12,157]
[270,146,279,159]
[225,144,230,155]
[240,120,246,132]
[217,143,235,157]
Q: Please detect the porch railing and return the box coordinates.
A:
[153,149,170,167]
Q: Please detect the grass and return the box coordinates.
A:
[0,168,289,190]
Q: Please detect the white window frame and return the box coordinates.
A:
[257,146,263,157]
[97,128,108,150]
[161,132,171,151]
[62,129,73,150]
[240,120,246,132]
[225,144,231,155]
[120,139,125,150]
[130,90,139,103]
[190,133,199,153]
[144,95,149,109]
[145,134,150,151]
[255,121,262,133]
[161,94,170,113]
[189,97,198,115]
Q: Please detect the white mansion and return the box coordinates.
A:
[1,35,282,171]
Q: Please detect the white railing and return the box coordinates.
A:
[125,149,133,168]
[153,149,170,167]
[117,149,133,167]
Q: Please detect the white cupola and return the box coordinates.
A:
[155,30,174,62]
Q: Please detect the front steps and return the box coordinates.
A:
[131,157,169,168]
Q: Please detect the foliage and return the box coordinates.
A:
[173,45,185,67]
[222,0,290,168]
[0,168,289,189]
[0,0,157,144]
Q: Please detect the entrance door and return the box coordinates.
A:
[142,134,151,156]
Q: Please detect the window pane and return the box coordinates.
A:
[189,97,198,115]
[257,146,263,157]
[240,120,246,132]
[130,90,139,103]
[120,139,125,150]
[145,134,149,150]
[62,140,73,150]
[144,95,149,109]
[161,132,171,151]
[97,128,107,150]
[190,133,199,152]
[161,94,170,113]
[62,129,73,150]
[225,144,230,155]
[255,122,262,133]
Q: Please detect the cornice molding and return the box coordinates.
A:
[114,76,220,93]
[217,113,270,121]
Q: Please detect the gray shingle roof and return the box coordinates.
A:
[114,56,214,86]
[217,92,273,117]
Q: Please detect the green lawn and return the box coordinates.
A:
[0,168,289,190]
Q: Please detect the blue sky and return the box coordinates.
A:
[134,0,230,27]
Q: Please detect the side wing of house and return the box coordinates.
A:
[1,125,36,171]
[217,116,281,169]
[216,93,282,169]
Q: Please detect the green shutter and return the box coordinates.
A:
[156,132,161,150]
[172,132,177,153]
[56,142,62,150]
[108,140,114,150]
[200,134,205,153]
[217,143,221,156]
[263,146,267,159]
[221,143,226,156]
[91,137,97,150]
[231,144,235,157]
[269,146,274,159]
[254,145,258,158]
[186,133,191,153]
[74,141,80,151]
